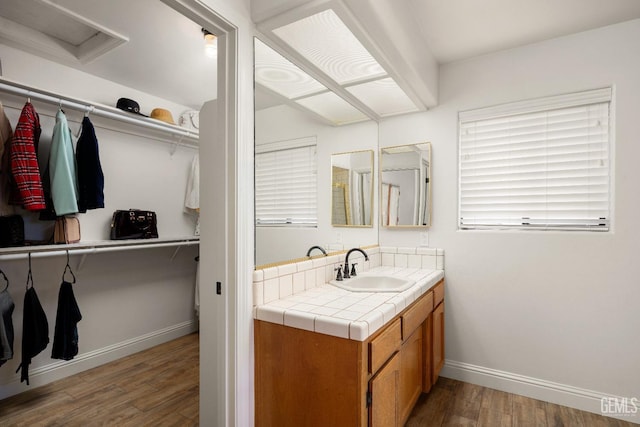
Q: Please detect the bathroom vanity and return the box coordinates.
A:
[254,269,444,426]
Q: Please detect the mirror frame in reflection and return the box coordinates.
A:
[331,149,374,228]
[380,142,432,228]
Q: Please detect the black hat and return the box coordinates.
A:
[116,98,147,116]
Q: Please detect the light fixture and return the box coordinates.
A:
[202,28,217,58]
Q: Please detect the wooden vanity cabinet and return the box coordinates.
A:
[432,281,445,383]
[255,279,445,427]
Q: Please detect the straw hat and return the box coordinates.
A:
[150,108,176,125]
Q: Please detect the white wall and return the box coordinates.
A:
[379,19,640,419]
[0,44,199,396]
[255,104,378,265]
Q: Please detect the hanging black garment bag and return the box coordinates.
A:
[52,258,82,360]
[16,255,49,385]
[17,287,49,384]
[0,270,15,367]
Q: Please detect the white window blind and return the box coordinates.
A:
[459,88,611,231]
[255,136,317,226]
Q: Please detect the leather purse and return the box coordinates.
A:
[54,216,81,244]
[0,215,25,247]
[110,210,158,240]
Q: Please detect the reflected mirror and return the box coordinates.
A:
[380,143,431,227]
[331,150,374,227]
[254,35,379,267]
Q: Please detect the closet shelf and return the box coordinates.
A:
[0,237,199,261]
[0,77,198,145]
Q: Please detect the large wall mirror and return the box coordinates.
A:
[331,150,374,227]
[254,38,379,267]
[380,143,431,227]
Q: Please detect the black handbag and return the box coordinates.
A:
[110,210,158,240]
[0,215,25,247]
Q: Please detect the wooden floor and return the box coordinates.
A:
[0,333,199,427]
[1,333,634,426]
[407,377,636,427]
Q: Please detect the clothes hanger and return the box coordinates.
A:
[170,134,186,156]
[76,106,95,138]
[62,250,76,284]
[26,252,34,290]
[84,105,95,118]
[0,269,8,292]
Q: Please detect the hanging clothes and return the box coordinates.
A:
[17,286,49,384]
[0,287,15,367]
[184,154,199,214]
[51,281,82,360]
[184,154,200,236]
[0,102,15,216]
[75,116,104,212]
[49,109,78,216]
[9,102,45,211]
[185,155,200,315]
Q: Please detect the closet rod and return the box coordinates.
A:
[0,78,198,144]
[0,240,199,262]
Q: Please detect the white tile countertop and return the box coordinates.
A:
[254,266,444,341]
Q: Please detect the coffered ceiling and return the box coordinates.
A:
[2,0,640,117]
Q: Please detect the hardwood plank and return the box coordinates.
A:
[512,394,548,427]
[0,333,199,425]
[480,387,512,415]
[477,407,512,427]
[447,381,484,420]
[405,383,454,427]
[442,413,477,427]
[545,401,586,426]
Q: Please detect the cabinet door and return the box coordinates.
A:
[422,312,433,393]
[432,301,445,384]
[399,324,423,425]
[369,352,400,427]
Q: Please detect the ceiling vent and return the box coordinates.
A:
[0,0,127,65]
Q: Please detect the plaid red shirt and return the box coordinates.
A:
[10,102,45,210]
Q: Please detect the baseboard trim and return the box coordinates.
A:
[441,359,639,424]
[0,319,198,400]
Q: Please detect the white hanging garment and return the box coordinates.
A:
[184,153,200,236]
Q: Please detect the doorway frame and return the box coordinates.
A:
[160,1,253,426]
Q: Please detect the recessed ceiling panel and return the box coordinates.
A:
[347,77,419,116]
[273,9,386,85]
[1,0,97,45]
[296,92,369,125]
[254,38,326,99]
[0,0,127,64]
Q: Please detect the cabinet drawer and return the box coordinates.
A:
[369,318,401,374]
[433,280,444,307]
[402,291,433,339]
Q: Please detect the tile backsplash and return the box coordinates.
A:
[253,246,444,306]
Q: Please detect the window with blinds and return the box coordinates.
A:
[255,136,317,226]
[458,88,611,231]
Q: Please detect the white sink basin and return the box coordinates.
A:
[330,274,415,292]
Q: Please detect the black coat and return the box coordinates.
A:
[76,117,104,212]
[51,281,82,360]
[17,287,49,384]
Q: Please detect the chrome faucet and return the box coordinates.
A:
[343,248,369,279]
[306,245,327,257]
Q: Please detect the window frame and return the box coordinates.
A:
[255,136,318,227]
[457,88,613,232]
